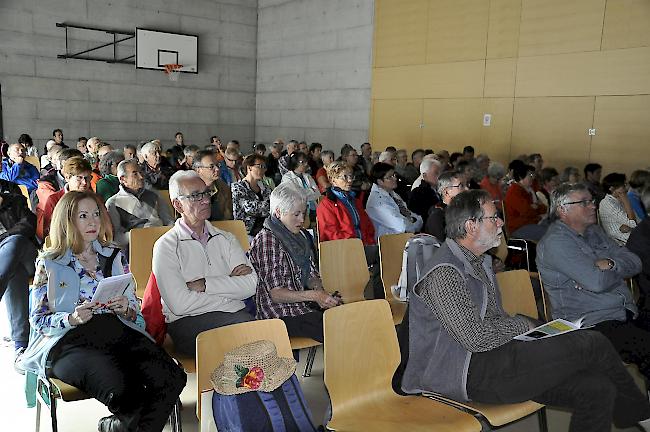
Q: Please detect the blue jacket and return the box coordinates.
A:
[0,159,39,192]
[536,220,641,326]
[21,242,148,377]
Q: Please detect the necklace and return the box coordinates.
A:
[74,244,98,278]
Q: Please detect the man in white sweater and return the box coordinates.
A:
[152,170,256,356]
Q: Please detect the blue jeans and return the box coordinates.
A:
[0,235,37,344]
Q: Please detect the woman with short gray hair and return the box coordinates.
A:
[249,183,342,342]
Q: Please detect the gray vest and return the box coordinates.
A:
[401,239,492,401]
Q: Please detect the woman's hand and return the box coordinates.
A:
[106,295,130,317]
[69,302,97,326]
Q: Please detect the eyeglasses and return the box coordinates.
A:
[253,163,267,169]
[226,157,239,163]
[198,164,218,170]
[177,190,211,202]
[383,173,397,180]
[449,183,467,189]
[337,174,355,181]
[478,214,501,224]
[564,198,595,207]
[297,160,308,165]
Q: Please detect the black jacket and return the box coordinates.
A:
[0,179,37,245]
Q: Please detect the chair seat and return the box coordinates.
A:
[328,392,481,432]
[163,335,196,373]
[49,378,89,402]
[388,300,407,325]
[289,336,321,350]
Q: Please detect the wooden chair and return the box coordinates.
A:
[25,154,40,170]
[195,319,294,420]
[424,270,548,431]
[378,233,413,325]
[18,184,33,211]
[323,300,482,431]
[319,238,369,304]
[129,225,172,298]
[158,189,174,216]
[211,219,250,251]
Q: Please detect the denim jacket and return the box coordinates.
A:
[21,241,148,377]
[536,221,641,326]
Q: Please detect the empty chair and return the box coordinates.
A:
[318,238,369,304]
[378,232,413,324]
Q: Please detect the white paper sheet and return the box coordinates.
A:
[91,273,133,304]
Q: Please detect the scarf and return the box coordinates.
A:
[331,187,362,239]
[390,190,412,218]
[264,215,313,288]
[296,173,316,211]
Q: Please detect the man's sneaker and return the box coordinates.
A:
[14,347,26,375]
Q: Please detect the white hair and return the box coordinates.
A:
[270,183,307,216]
[116,159,139,179]
[378,151,393,163]
[141,141,159,156]
[169,170,202,201]
[419,157,441,174]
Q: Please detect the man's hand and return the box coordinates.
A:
[230,264,253,277]
[311,290,341,310]
[595,259,613,271]
[187,278,206,292]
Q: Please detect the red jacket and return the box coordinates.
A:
[504,182,546,235]
[317,189,376,245]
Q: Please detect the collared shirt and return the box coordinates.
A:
[178,218,209,247]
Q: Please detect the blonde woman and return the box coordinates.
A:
[20,191,185,432]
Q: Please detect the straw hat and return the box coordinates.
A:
[211,340,296,395]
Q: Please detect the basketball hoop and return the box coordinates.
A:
[163,63,183,82]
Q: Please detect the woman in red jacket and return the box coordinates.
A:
[504,163,547,240]
[316,162,384,298]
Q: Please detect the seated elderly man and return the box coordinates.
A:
[250,183,341,342]
[0,143,39,192]
[407,157,442,225]
[152,170,256,356]
[192,149,233,221]
[140,141,173,190]
[537,182,650,383]
[402,189,650,432]
[105,160,174,251]
[424,171,467,241]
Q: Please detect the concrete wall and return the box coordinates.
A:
[0,0,257,152]
[256,0,374,151]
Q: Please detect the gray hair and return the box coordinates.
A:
[98,150,125,176]
[437,171,462,196]
[560,166,580,183]
[169,170,202,201]
[141,141,159,156]
[419,157,441,174]
[184,144,200,156]
[487,161,506,179]
[549,182,589,220]
[445,189,492,240]
[378,151,393,163]
[270,183,307,216]
[321,150,334,160]
[116,159,140,179]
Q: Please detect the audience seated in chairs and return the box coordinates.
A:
[424,171,467,241]
[599,172,638,245]
[38,157,94,240]
[504,163,547,241]
[105,159,174,251]
[402,189,650,432]
[95,150,125,203]
[192,149,234,221]
[537,182,650,385]
[152,170,256,357]
[218,147,243,186]
[281,151,320,223]
[407,157,442,226]
[366,162,422,241]
[249,183,342,342]
[140,141,173,190]
[35,146,72,216]
[0,178,38,370]
[479,161,506,210]
[231,154,271,237]
[20,191,186,432]
[0,143,40,192]
[584,162,606,204]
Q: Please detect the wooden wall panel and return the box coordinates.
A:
[591,95,650,175]
[425,0,489,63]
[487,0,522,59]
[511,97,594,170]
[518,0,605,57]
[372,99,422,150]
[484,58,516,97]
[516,47,650,97]
[372,61,485,100]
[421,98,483,151]
[479,98,514,164]
[602,0,650,50]
[374,0,429,68]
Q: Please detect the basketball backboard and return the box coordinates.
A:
[135,28,198,73]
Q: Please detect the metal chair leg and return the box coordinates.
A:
[50,393,58,432]
[302,346,317,378]
[169,397,182,432]
[34,399,41,432]
[537,407,548,432]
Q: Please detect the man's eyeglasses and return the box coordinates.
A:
[564,198,596,207]
[198,164,218,170]
[478,214,501,224]
[177,190,211,202]
[449,183,467,189]
[226,157,239,163]
[253,163,267,170]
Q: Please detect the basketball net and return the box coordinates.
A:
[163,64,183,82]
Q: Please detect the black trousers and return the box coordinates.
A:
[50,314,187,432]
[281,311,324,343]
[594,317,650,383]
[467,330,650,432]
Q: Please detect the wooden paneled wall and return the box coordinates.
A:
[370,0,650,174]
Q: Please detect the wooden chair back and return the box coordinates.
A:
[18,184,32,211]
[195,319,294,419]
[323,300,400,413]
[319,238,368,303]
[129,226,172,297]
[211,220,250,251]
[25,155,40,170]
[493,234,508,262]
[378,233,413,298]
[158,189,175,219]
[495,269,539,320]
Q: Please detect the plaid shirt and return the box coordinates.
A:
[249,228,318,319]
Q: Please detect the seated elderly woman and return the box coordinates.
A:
[95,150,125,202]
[249,183,341,341]
[480,161,506,210]
[231,153,272,237]
[504,163,547,240]
[366,162,422,240]
[281,151,321,223]
[599,172,638,245]
[21,191,186,432]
